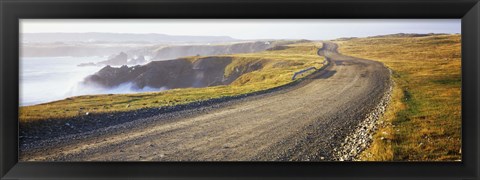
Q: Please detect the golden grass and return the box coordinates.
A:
[335,34,461,161]
[20,42,324,122]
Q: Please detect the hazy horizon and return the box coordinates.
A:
[21,19,461,40]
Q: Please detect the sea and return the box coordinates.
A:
[20,56,160,106]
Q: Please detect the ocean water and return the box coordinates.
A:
[20,56,161,106]
[20,56,104,106]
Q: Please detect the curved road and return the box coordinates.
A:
[20,42,391,161]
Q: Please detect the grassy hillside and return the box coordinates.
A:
[335,34,461,161]
[20,42,324,122]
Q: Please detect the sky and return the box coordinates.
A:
[20,19,461,40]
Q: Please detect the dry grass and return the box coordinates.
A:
[335,34,461,161]
[20,42,324,122]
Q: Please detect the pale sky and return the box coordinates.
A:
[20,19,461,40]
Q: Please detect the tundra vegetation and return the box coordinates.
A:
[20,42,324,122]
[335,34,461,161]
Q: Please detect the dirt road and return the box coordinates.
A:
[20,42,391,161]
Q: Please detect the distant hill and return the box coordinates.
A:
[152,41,279,60]
[333,33,454,41]
[368,33,449,38]
[22,33,238,44]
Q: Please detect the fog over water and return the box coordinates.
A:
[20,56,162,106]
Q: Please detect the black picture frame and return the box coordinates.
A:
[1,0,479,179]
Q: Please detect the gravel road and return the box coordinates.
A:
[20,42,391,161]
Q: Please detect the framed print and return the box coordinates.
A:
[1,0,479,179]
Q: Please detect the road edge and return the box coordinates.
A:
[332,66,394,161]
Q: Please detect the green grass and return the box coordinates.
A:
[20,41,324,122]
[335,34,461,161]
